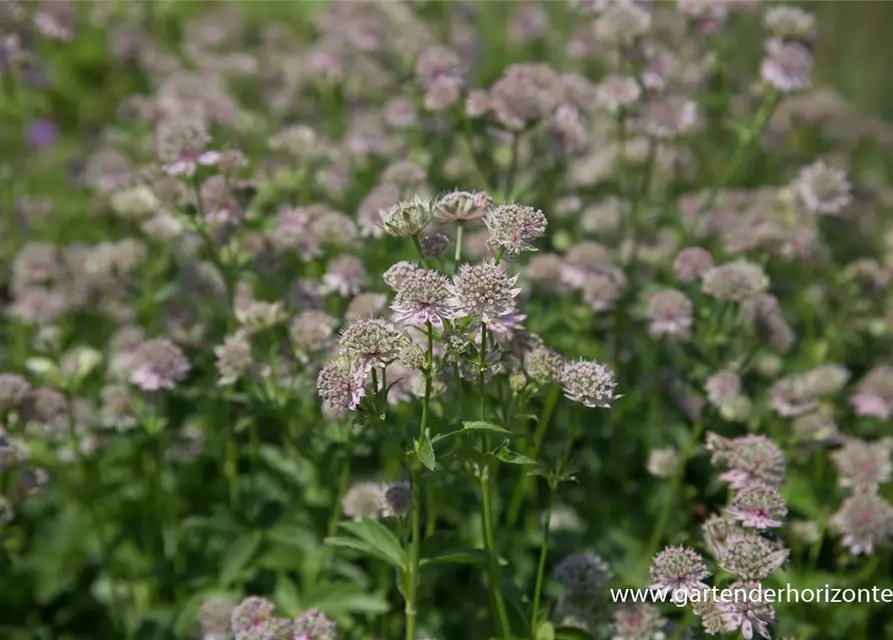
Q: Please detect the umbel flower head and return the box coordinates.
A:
[448,261,521,323]
[339,317,404,370]
[484,204,547,257]
[649,546,710,600]
[718,535,790,580]
[701,261,769,302]
[793,160,851,215]
[379,196,433,237]
[712,434,786,491]
[484,203,547,258]
[383,261,422,292]
[0,373,31,412]
[230,596,275,638]
[341,481,385,521]
[316,356,365,415]
[720,581,776,640]
[552,552,613,596]
[727,483,788,529]
[292,608,337,640]
[128,338,190,391]
[832,438,893,490]
[391,268,454,329]
[559,359,620,408]
[647,289,693,339]
[434,189,493,223]
[830,489,893,556]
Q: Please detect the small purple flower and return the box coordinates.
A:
[27,119,59,149]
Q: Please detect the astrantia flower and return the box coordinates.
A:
[559,359,620,408]
[647,447,681,479]
[0,373,31,413]
[383,261,421,292]
[793,160,851,215]
[647,289,693,339]
[850,365,893,420]
[649,546,710,600]
[670,247,712,283]
[156,117,220,177]
[701,261,769,302]
[341,481,385,520]
[321,255,365,298]
[214,331,253,385]
[720,581,776,640]
[316,356,365,415]
[612,603,666,640]
[763,5,816,41]
[484,203,548,258]
[128,339,190,391]
[434,189,493,223]
[448,262,522,323]
[703,367,741,408]
[339,317,403,370]
[593,1,651,46]
[524,345,564,384]
[379,196,434,237]
[235,301,286,333]
[595,74,641,111]
[230,596,275,638]
[832,438,893,490]
[761,38,812,93]
[768,374,819,417]
[290,310,338,359]
[717,435,786,490]
[719,536,790,580]
[553,552,613,596]
[641,97,698,139]
[391,268,454,329]
[197,596,236,640]
[292,608,337,640]
[727,483,788,529]
[830,490,893,556]
[702,515,747,559]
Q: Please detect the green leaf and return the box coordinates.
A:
[536,621,556,640]
[419,547,490,567]
[493,448,538,466]
[300,582,390,614]
[173,590,229,638]
[462,421,512,435]
[273,575,303,616]
[219,532,262,587]
[417,428,436,470]
[337,519,407,570]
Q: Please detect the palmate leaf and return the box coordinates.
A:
[327,518,407,570]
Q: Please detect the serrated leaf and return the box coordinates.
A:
[494,448,538,466]
[462,421,512,435]
[337,519,406,570]
[419,547,489,567]
[219,532,262,587]
[417,429,436,470]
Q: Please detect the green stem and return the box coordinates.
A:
[192,175,236,331]
[530,482,556,640]
[405,465,423,640]
[506,384,560,528]
[504,132,521,200]
[642,418,706,571]
[454,223,464,266]
[478,323,511,637]
[628,136,659,272]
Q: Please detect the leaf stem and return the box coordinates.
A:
[530,481,556,640]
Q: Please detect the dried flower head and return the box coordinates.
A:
[391,268,454,329]
[419,232,450,258]
[649,546,710,599]
[484,203,548,258]
[647,289,693,339]
[553,552,613,596]
[128,339,190,391]
[380,196,434,237]
[559,359,620,408]
[701,261,769,302]
[316,356,365,415]
[728,483,788,529]
[382,481,412,517]
[793,160,851,215]
[831,490,893,556]
[448,262,522,323]
[832,438,893,490]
